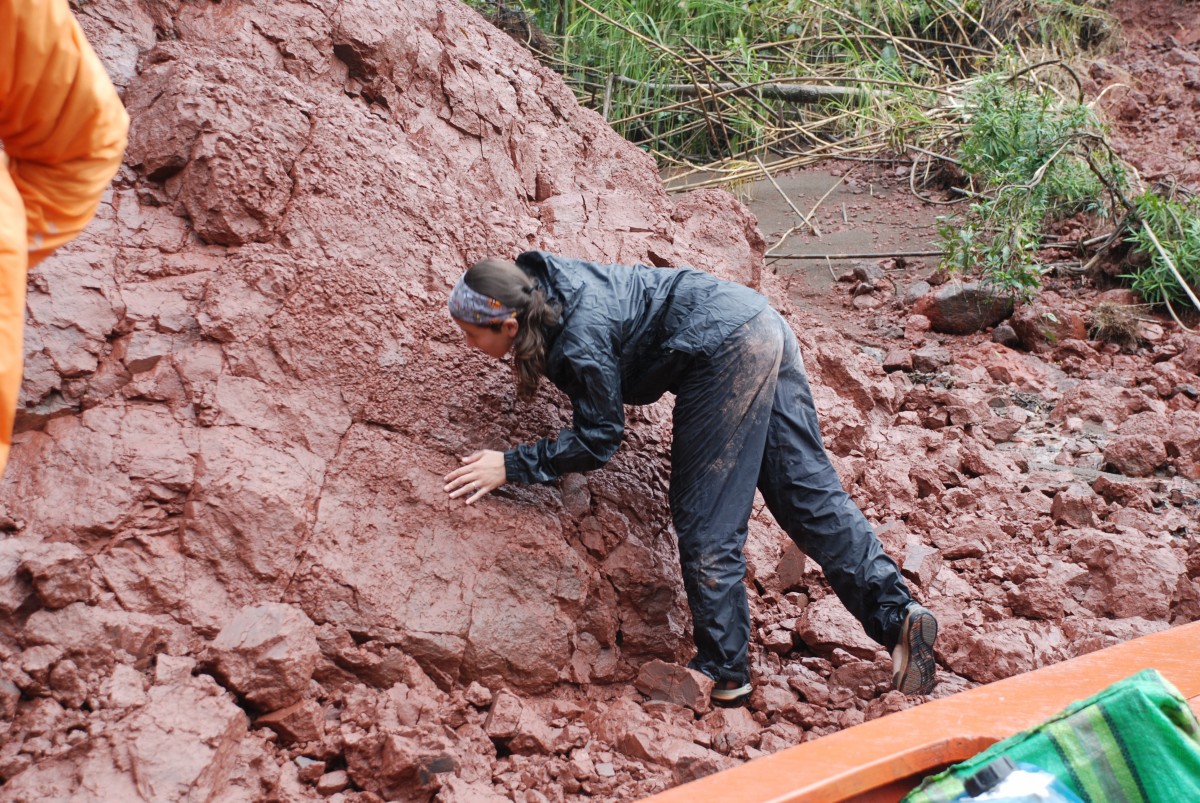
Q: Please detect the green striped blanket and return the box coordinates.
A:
[902,669,1200,803]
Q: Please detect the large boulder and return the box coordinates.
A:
[210,603,319,711]
[912,282,1014,335]
[0,0,771,794]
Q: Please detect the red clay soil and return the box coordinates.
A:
[0,0,1196,801]
[1094,0,1200,188]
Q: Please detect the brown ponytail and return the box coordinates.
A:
[464,258,561,399]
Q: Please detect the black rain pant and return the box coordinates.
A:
[670,307,913,685]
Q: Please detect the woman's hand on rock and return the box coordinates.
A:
[444,450,507,504]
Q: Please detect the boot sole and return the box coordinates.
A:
[711,682,752,707]
[894,606,938,695]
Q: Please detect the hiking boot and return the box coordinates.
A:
[711,680,752,706]
[892,603,938,695]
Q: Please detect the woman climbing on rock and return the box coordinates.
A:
[442,252,938,704]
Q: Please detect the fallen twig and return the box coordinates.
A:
[801,168,856,234]
[612,74,872,103]
[769,249,945,260]
[754,156,821,237]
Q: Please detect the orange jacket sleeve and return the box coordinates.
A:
[0,0,129,473]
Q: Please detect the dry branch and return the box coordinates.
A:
[768,249,945,260]
[612,74,872,103]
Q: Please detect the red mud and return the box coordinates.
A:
[0,0,1197,801]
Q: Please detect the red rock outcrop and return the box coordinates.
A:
[0,0,770,796]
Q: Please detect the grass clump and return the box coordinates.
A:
[1089,300,1144,352]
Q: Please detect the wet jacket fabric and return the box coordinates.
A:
[0,0,129,473]
[503,251,767,484]
[501,252,913,684]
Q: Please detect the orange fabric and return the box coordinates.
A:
[0,0,128,473]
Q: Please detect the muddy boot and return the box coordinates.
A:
[892,603,938,695]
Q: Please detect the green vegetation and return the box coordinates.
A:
[1126,192,1200,314]
[938,76,1125,300]
[938,76,1199,311]
[476,0,1115,169]
[473,0,1198,314]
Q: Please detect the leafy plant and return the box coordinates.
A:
[937,75,1125,299]
[1125,192,1200,311]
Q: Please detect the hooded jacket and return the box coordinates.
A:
[503,251,767,484]
[0,0,128,473]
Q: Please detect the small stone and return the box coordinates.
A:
[992,323,1020,348]
[256,700,325,743]
[211,603,319,711]
[797,596,880,660]
[905,314,932,335]
[154,654,196,686]
[883,350,913,372]
[750,683,797,712]
[568,748,595,780]
[1104,433,1167,478]
[295,756,326,783]
[483,689,523,740]
[316,770,350,795]
[484,689,559,753]
[943,542,986,560]
[0,678,20,719]
[1051,484,1102,528]
[912,344,951,373]
[913,283,1014,335]
[852,262,886,285]
[1092,475,1154,510]
[761,627,794,655]
[982,417,1022,443]
[103,663,148,710]
[706,706,760,754]
[901,543,943,588]
[465,681,492,708]
[851,294,883,310]
[1008,578,1064,620]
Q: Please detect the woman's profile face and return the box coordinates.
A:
[454,318,518,360]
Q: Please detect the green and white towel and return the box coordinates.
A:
[903,669,1200,803]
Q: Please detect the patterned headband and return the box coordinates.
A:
[448,274,521,326]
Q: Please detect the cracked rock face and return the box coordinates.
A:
[0,0,768,797]
[6,0,761,693]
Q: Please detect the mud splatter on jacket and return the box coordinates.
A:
[503,251,767,484]
[0,0,128,473]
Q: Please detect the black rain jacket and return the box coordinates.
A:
[503,251,768,484]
